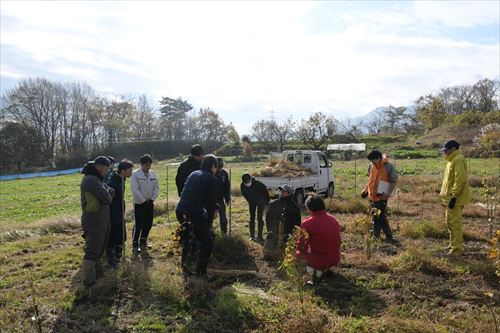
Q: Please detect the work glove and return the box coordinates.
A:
[361,191,368,199]
[448,197,457,209]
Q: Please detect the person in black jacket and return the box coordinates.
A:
[216,157,230,235]
[241,173,270,242]
[176,144,204,196]
[263,185,301,258]
[105,159,134,268]
[176,154,219,278]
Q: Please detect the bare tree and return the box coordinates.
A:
[297,112,337,150]
[132,94,157,139]
[270,117,296,151]
[339,119,363,141]
[383,105,407,133]
[251,119,274,144]
[472,78,499,112]
[2,78,65,160]
[364,109,385,134]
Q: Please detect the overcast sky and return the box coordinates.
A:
[1,1,499,134]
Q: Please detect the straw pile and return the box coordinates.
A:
[253,160,312,178]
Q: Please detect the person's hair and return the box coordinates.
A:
[242,173,252,183]
[117,159,134,172]
[367,150,382,161]
[139,154,153,165]
[191,144,204,157]
[216,157,224,168]
[305,195,325,212]
[201,154,218,171]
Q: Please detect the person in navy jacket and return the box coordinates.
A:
[176,154,219,278]
[106,159,134,267]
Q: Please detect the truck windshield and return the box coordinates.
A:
[318,153,328,167]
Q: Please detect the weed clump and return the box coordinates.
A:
[327,199,366,214]
[399,220,448,239]
[392,242,455,276]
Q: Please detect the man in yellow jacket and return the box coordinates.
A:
[439,140,471,256]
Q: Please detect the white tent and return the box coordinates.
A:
[327,143,366,151]
[327,143,366,198]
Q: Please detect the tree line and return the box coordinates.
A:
[0,78,237,171]
[0,77,498,171]
[248,78,499,148]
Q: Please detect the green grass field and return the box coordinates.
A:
[0,157,498,332]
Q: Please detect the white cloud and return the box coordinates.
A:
[1,1,499,134]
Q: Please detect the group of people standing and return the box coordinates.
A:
[174,146,342,283]
[80,154,159,286]
[80,139,470,286]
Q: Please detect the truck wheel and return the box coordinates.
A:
[327,183,334,198]
[294,190,304,205]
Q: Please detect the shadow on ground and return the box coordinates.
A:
[313,271,387,317]
[50,254,153,333]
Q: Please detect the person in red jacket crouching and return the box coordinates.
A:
[296,195,341,285]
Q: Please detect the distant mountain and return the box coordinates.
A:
[349,105,416,126]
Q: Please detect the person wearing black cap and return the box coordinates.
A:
[439,140,470,256]
[105,159,134,267]
[80,156,114,286]
[176,144,204,196]
[176,154,219,279]
[130,154,160,255]
[263,184,301,257]
[216,157,230,234]
[240,173,270,242]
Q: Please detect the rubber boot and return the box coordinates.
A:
[82,259,96,287]
[257,222,264,243]
[95,258,104,279]
[195,260,215,282]
[115,245,123,263]
[106,248,118,268]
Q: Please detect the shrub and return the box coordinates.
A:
[212,234,252,265]
[473,123,500,150]
[390,150,440,159]
[215,144,243,156]
[455,110,500,126]
[454,111,484,125]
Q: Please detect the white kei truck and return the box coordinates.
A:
[255,150,334,205]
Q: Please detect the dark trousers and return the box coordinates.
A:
[218,200,228,234]
[249,199,265,238]
[82,217,110,260]
[107,214,125,250]
[192,215,214,266]
[133,201,154,244]
[371,200,393,240]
